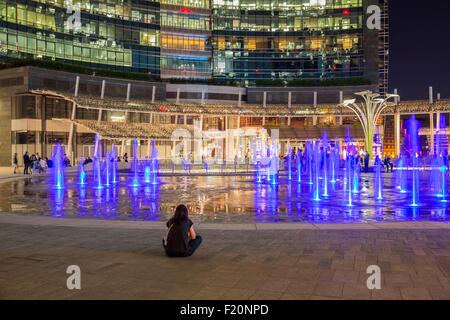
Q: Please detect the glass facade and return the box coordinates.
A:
[0,0,161,74]
[212,0,365,83]
[0,0,382,84]
[159,0,211,79]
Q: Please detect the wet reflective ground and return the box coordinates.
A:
[0,173,448,224]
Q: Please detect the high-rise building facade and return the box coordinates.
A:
[0,0,388,90]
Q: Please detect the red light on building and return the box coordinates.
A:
[342,9,350,15]
[179,7,191,14]
[255,67,261,73]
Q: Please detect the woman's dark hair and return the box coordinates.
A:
[173,204,188,225]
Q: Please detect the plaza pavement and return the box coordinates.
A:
[0,214,449,300]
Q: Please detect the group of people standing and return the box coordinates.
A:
[18,152,48,175]
[13,152,61,175]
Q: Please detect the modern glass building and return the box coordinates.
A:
[0,0,388,90]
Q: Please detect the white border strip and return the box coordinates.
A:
[0,213,449,231]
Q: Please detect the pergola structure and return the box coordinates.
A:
[26,88,450,160]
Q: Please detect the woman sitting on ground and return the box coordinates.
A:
[163,205,202,257]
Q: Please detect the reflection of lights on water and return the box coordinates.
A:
[79,187,86,199]
[52,188,65,217]
[42,158,450,224]
[411,207,419,220]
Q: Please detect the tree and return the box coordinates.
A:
[341,91,398,156]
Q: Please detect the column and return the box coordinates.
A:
[394,89,399,105]
[176,88,180,104]
[338,113,344,149]
[224,115,228,161]
[101,80,106,99]
[121,111,129,157]
[97,109,103,123]
[235,116,241,159]
[201,90,205,105]
[429,86,434,104]
[313,116,318,126]
[429,112,435,155]
[126,83,131,102]
[437,111,441,131]
[120,139,126,157]
[263,91,267,108]
[198,116,204,161]
[436,111,441,155]
[151,86,156,103]
[288,91,292,108]
[67,76,80,163]
[394,112,401,157]
[40,96,47,158]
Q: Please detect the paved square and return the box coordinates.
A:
[0,221,449,300]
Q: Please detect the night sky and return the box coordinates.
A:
[389,0,450,100]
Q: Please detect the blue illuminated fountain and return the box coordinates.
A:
[77,160,86,186]
[374,157,383,200]
[254,137,264,183]
[268,142,279,185]
[287,146,292,181]
[306,140,313,185]
[430,114,448,201]
[110,144,118,185]
[130,138,140,187]
[255,160,262,183]
[405,115,421,206]
[330,140,339,184]
[296,148,302,183]
[93,134,103,189]
[439,164,448,203]
[395,155,408,193]
[344,135,354,207]
[322,132,329,197]
[352,154,360,194]
[42,118,450,224]
[93,155,103,189]
[104,150,112,187]
[312,141,321,201]
[52,143,65,189]
[345,152,353,207]
[144,139,159,185]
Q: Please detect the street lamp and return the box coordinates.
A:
[340,91,399,156]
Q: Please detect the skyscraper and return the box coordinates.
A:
[0,0,388,91]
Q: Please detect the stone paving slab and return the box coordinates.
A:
[0,221,449,300]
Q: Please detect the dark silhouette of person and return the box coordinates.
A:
[163,205,202,257]
[364,152,370,172]
[23,152,30,175]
